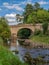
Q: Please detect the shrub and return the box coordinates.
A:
[45,30,49,35]
[34,29,41,35]
[42,22,48,34]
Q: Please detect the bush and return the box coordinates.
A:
[45,30,49,35]
[42,22,48,34]
[34,29,41,35]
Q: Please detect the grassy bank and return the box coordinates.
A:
[30,35,49,44]
[0,46,28,65]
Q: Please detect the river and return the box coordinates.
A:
[10,40,49,65]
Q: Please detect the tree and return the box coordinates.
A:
[34,2,40,11]
[37,10,49,23]
[27,12,37,24]
[23,2,49,24]
[23,4,34,23]
[26,10,49,24]
[0,18,11,43]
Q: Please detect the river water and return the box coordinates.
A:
[17,45,49,61]
[10,41,49,64]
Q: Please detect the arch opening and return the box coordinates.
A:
[17,28,32,39]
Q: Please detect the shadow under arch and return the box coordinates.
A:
[17,28,33,39]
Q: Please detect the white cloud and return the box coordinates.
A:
[5,13,16,22]
[38,1,49,5]
[3,1,34,12]
[3,2,24,11]
[5,13,16,18]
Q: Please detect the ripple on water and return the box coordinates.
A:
[17,45,49,62]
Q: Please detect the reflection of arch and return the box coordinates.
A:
[17,28,33,39]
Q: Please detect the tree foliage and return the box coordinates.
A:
[42,22,48,34]
[23,2,49,24]
[0,37,3,45]
[0,18,11,43]
[23,4,34,23]
[34,2,40,11]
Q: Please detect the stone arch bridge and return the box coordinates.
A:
[9,24,42,47]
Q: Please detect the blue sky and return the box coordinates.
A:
[0,0,49,17]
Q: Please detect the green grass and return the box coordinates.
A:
[0,46,28,65]
[30,35,49,44]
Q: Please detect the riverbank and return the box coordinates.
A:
[29,35,49,48]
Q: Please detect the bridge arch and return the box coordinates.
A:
[10,24,42,38]
[10,24,36,38]
[17,28,33,39]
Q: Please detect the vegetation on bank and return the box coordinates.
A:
[17,21,49,44]
[0,17,11,45]
[30,35,49,44]
[0,17,28,65]
[0,46,28,65]
[30,22,49,44]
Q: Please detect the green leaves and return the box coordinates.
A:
[24,9,49,24]
[42,22,48,34]
[23,2,49,24]
[0,18,11,43]
[0,46,27,65]
[23,4,33,23]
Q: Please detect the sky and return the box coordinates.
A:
[0,0,49,17]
